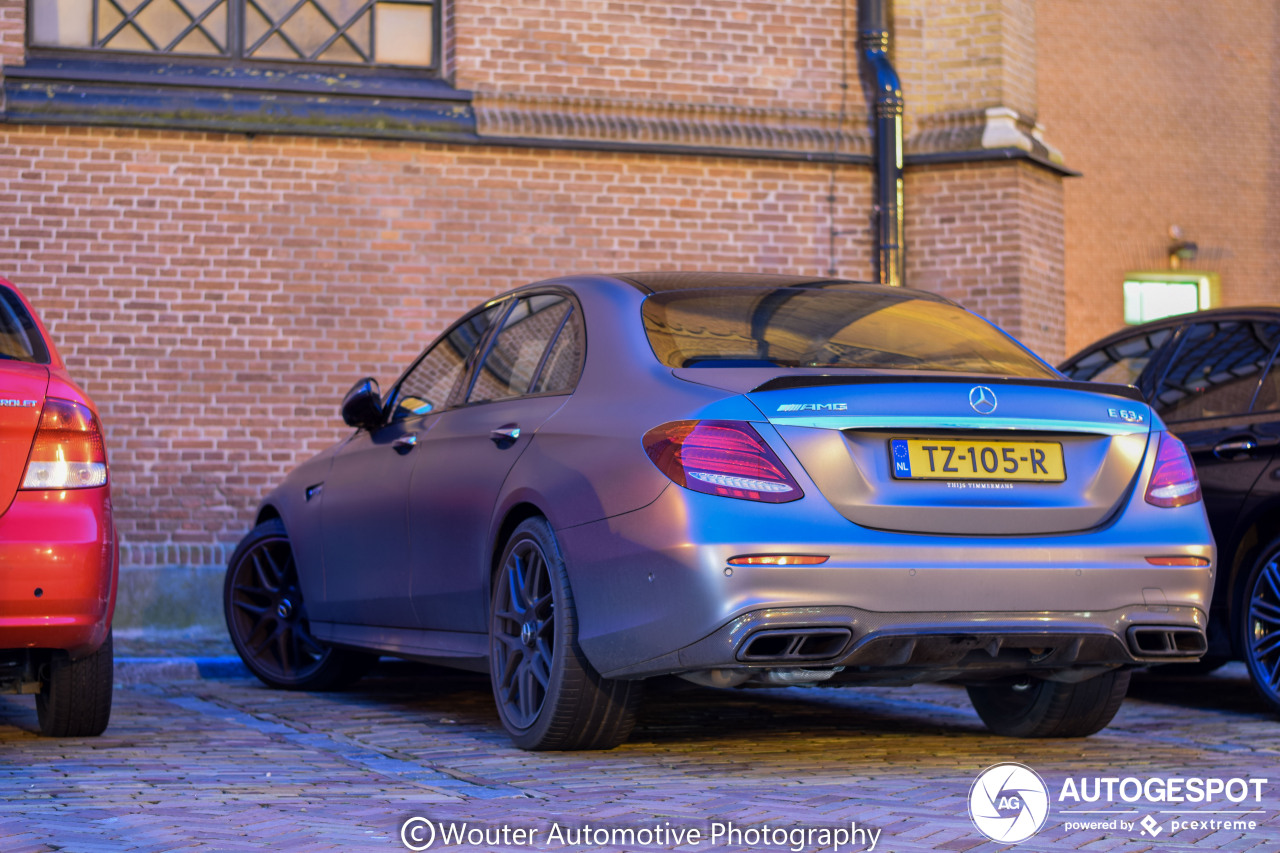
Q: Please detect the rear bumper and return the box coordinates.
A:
[605,603,1206,680]
[559,483,1215,679]
[0,488,117,658]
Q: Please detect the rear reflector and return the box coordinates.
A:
[728,555,829,566]
[21,398,108,490]
[1145,556,1210,567]
[643,420,802,503]
[1144,431,1201,508]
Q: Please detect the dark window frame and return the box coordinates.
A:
[25,0,443,73]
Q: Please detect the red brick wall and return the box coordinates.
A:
[1038,0,1280,354]
[454,0,861,113]
[907,160,1065,363]
[0,125,872,564]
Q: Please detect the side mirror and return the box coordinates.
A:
[341,377,384,430]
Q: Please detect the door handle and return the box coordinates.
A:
[1213,438,1257,458]
[490,425,522,446]
[392,434,418,454]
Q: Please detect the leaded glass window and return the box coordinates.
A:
[28,0,436,68]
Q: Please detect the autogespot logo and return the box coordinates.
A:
[969,763,1050,844]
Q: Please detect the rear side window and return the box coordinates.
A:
[468,294,573,403]
[641,285,1056,377]
[1153,320,1280,422]
[0,288,50,364]
[1062,327,1174,385]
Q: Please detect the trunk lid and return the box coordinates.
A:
[0,362,49,515]
[746,375,1151,535]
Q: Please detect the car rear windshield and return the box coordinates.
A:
[0,288,49,364]
[641,285,1057,377]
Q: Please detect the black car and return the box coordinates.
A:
[1061,307,1280,711]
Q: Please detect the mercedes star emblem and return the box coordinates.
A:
[969,386,997,415]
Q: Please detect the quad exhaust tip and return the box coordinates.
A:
[1127,626,1207,657]
[737,628,852,662]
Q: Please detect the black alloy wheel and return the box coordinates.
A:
[224,519,373,690]
[1241,537,1280,714]
[489,517,641,750]
[491,531,556,729]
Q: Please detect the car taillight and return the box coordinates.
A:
[21,398,108,490]
[643,420,802,503]
[1144,431,1200,508]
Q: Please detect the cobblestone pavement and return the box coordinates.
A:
[1,660,1277,853]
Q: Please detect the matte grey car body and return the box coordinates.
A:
[225,273,1215,749]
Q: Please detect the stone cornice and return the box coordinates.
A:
[907,106,1064,166]
[474,91,872,159]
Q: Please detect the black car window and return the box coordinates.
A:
[468,295,572,403]
[530,306,583,395]
[0,288,50,364]
[641,285,1057,377]
[1251,344,1280,414]
[1153,320,1280,423]
[390,303,505,421]
[1062,327,1174,386]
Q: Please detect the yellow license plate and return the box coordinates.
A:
[889,438,1065,482]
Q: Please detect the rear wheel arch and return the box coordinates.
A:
[490,502,549,580]
[255,504,283,527]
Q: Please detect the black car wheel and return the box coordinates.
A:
[489,517,641,750]
[224,519,374,690]
[966,669,1131,738]
[1241,537,1280,714]
[36,629,113,738]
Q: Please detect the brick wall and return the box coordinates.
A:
[1038,0,1280,354]
[0,124,872,569]
[907,160,1065,363]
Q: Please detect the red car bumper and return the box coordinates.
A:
[0,488,117,659]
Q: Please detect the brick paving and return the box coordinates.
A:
[1,661,1277,852]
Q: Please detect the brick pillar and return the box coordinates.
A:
[906,160,1066,364]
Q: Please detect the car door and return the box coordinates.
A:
[407,293,583,633]
[1148,318,1280,546]
[316,302,505,627]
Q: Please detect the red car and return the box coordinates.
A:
[0,277,117,737]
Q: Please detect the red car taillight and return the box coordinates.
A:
[21,398,108,490]
[643,420,802,503]
[1144,431,1200,508]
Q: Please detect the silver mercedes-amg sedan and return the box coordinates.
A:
[224,273,1215,750]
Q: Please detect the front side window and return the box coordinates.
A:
[642,285,1057,378]
[1153,320,1280,422]
[29,0,437,68]
[390,302,503,421]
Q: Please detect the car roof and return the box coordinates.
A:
[1062,305,1280,367]
[612,271,871,293]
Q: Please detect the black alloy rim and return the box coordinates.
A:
[492,537,555,729]
[1247,551,1280,699]
[228,535,328,681]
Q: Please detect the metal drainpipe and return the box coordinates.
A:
[859,0,905,287]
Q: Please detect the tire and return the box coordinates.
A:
[1239,537,1280,714]
[36,629,114,737]
[966,669,1131,738]
[224,518,376,691]
[488,517,642,750]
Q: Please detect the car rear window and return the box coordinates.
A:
[0,288,49,364]
[641,285,1057,377]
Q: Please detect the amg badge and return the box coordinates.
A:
[776,403,848,412]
